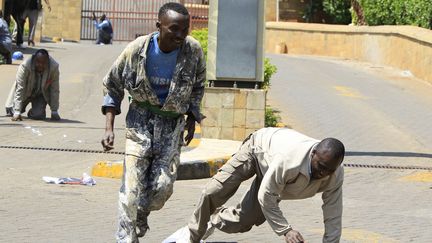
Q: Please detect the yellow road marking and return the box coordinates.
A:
[195,124,201,133]
[52,37,62,42]
[334,86,367,99]
[91,160,123,179]
[185,124,201,148]
[400,171,432,182]
[188,139,200,148]
[276,122,286,127]
[92,156,232,179]
[208,156,231,176]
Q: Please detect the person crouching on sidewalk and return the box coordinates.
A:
[5,49,61,121]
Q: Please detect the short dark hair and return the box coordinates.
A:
[34,49,49,57]
[158,2,189,19]
[316,138,345,162]
[32,49,50,62]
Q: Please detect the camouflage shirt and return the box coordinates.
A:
[102,32,206,122]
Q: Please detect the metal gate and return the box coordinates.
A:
[81,0,209,42]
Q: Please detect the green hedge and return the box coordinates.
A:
[323,0,352,24]
[265,107,281,127]
[313,0,432,29]
[190,28,208,59]
[263,58,277,90]
[359,0,432,29]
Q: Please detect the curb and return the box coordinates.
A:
[187,124,201,148]
[91,156,231,180]
[52,37,62,42]
[177,156,231,180]
[276,122,289,128]
[91,125,211,180]
[91,160,123,179]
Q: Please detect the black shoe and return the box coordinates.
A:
[5,107,13,117]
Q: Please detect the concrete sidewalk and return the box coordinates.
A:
[92,138,242,180]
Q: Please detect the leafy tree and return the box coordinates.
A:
[190,28,208,58]
[358,0,432,29]
[323,0,352,24]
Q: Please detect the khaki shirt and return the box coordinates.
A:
[252,128,344,242]
[102,33,206,122]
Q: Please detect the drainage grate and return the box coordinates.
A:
[1,145,431,171]
[0,145,125,155]
[344,163,432,171]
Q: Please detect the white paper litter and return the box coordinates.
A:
[401,70,413,77]
[42,173,96,186]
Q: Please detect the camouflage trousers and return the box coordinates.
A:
[116,104,185,243]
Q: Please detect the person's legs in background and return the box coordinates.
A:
[4,0,13,26]
[25,9,39,46]
[97,30,112,45]
[12,12,24,48]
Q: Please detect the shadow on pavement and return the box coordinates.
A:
[0,124,124,131]
[0,117,84,124]
[0,63,19,66]
[346,151,432,159]
[43,118,84,124]
[12,46,39,55]
[206,242,237,243]
[11,45,67,55]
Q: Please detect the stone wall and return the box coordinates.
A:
[42,0,82,42]
[265,0,311,22]
[266,22,432,85]
[278,0,308,22]
[201,88,266,141]
[265,0,277,22]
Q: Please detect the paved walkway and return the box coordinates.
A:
[0,44,431,242]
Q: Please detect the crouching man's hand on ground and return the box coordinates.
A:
[284,229,305,243]
[51,111,61,121]
[11,113,22,121]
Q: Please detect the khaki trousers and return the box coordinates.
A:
[188,137,266,242]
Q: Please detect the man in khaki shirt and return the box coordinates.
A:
[166,128,345,243]
[5,49,60,121]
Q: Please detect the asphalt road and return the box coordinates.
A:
[267,54,432,168]
[0,44,431,242]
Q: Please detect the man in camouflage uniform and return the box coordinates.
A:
[100,3,205,242]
